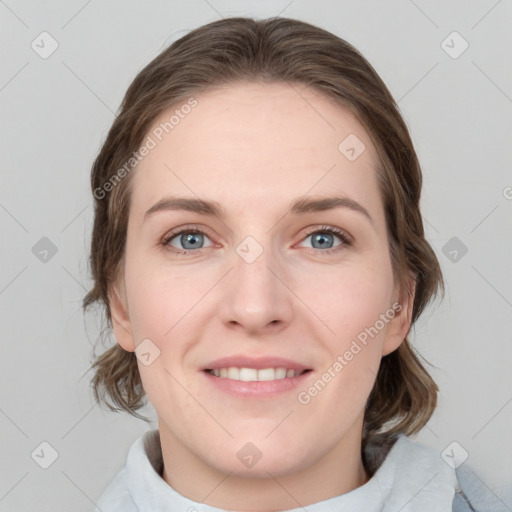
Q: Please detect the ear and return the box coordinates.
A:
[381,274,416,356]
[108,279,135,352]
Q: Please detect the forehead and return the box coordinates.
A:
[129,82,382,221]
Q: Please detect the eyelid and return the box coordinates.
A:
[161,223,353,255]
[161,224,215,250]
[301,224,353,243]
[297,224,354,252]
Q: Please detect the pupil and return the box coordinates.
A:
[313,233,333,249]
[182,233,202,249]
[178,232,334,251]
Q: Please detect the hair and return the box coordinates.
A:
[83,16,444,472]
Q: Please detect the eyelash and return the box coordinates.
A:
[161,224,353,256]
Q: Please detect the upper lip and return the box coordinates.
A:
[203,355,311,371]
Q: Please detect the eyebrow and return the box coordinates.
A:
[144,195,373,225]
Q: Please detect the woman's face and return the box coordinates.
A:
[111,82,413,480]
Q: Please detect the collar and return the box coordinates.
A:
[125,429,457,511]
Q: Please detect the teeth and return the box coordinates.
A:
[209,367,304,381]
[227,367,239,380]
[257,368,276,381]
[239,368,258,381]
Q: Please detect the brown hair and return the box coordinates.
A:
[83,16,443,463]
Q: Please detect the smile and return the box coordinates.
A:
[206,367,309,381]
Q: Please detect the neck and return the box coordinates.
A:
[159,423,368,511]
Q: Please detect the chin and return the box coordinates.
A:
[201,436,315,478]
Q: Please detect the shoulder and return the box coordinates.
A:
[93,429,175,511]
[453,464,511,512]
[368,435,508,512]
[94,465,137,511]
[93,430,161,511]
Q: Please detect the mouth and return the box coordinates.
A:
[201,356,313,397]
[204,367,311,381]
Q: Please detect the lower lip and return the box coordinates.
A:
[201,370,313,398]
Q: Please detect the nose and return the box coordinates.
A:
[217,236,294,335]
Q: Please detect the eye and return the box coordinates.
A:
[161,224,353,256]
[298,225,353,254]
[162,225,213,254]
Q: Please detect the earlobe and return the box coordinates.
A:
[108,281,135,352]
[381,275,416,356]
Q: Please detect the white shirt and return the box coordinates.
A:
[94,429,458,511]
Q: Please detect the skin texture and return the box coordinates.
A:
[109,82,415,511]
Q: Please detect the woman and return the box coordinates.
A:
[84,16,486,511]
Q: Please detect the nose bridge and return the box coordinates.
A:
[233,232,282,298]
[219,231,293,331]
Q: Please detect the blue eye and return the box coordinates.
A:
[308,232,337,249]
[162,224,352,256]
[300,226,352,254]
[163,227,213,254]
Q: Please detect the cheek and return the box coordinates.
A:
[300,261,394,341]
[124,255,205,342]
[124,262,203,415]
[297,262,394,399]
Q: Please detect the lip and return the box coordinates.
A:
[201,355,313,398]
[201,367,313,398]
[203,355,311,371]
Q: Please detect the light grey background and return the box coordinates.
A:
[1,1,511,510]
